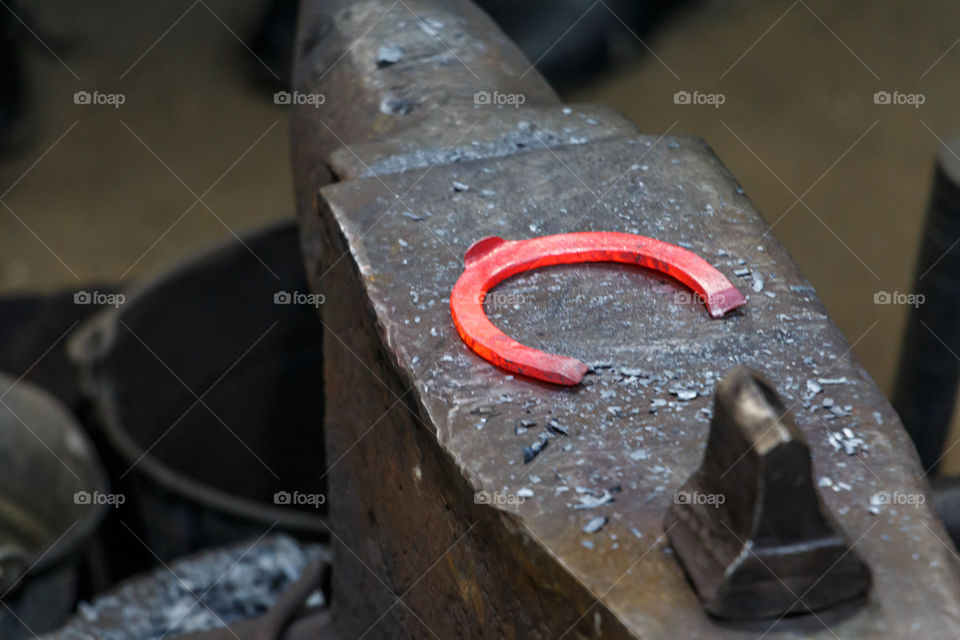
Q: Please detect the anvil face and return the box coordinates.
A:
[311,128,960,638]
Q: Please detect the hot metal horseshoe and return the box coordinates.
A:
[449,232,746,386]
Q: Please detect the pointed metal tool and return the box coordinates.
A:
[665,366,871,620]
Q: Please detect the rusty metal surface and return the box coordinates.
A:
[314,135,960,638]
[291,0,557,248]
[292,0,960,637]
[326,103,638,181]
[291,0,561,304]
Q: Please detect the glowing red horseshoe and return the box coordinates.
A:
[450,232,746,386]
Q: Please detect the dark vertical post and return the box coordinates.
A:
[893,140,960,472]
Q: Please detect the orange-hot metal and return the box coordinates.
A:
[449,232,746,385]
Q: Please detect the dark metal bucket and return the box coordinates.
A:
[69,220,327,562]
[0,373,108,638]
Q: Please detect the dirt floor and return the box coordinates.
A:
[0,0,291,290]
[3,0,960,469]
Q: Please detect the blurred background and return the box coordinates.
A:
[0,0,957,467]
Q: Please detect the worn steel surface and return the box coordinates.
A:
[311,133,960,638]
[292,0,960,637]
[291,0,558,284]
[666,367,870,620]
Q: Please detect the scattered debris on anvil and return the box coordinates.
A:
[574,485,621,510]
[500,349,883,554]
[523,430,551,463]
[583,516,608,534]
